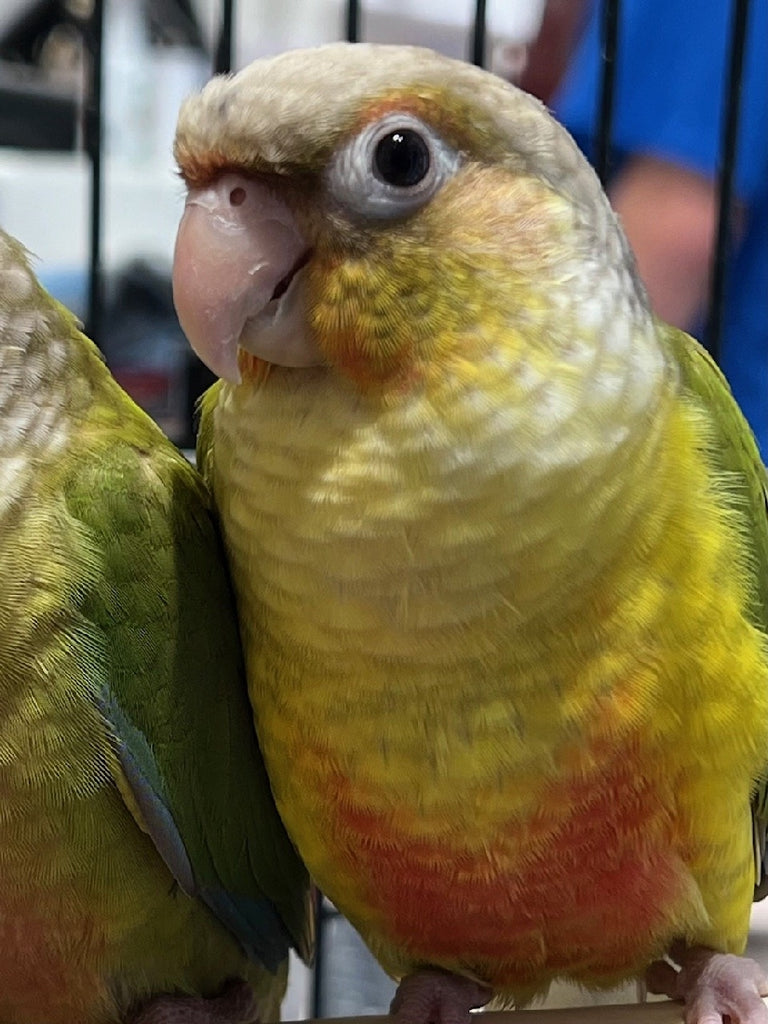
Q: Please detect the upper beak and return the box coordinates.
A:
[172,173,321,383]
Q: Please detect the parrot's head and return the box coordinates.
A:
[173,43,656,399]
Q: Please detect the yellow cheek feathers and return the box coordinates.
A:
[305,166,579,392]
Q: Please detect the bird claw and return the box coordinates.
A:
[390,969,491,1024]
[646,945,768,1024]
[128,978,258,1024]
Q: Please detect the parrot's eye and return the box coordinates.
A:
[327,112,460,221]
[373,129,430,188]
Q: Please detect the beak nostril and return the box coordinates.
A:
[229,187,247,206]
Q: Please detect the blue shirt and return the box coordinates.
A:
[553,0,768,454]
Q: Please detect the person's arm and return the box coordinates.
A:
[608,155,742,330]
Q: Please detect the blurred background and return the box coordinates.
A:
[1,0,765,1017]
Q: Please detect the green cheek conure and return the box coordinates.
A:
[0,228,312,1024]
[172,43,768,1024]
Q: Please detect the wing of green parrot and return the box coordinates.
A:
[663,322,768,899]
[62,400,314,970]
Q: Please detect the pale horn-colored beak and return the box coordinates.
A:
[172,173,321,383]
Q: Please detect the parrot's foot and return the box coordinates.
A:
[646,944,768,1024]
[129,979,257,1024]
[390,969,491,1024]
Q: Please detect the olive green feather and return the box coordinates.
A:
[63,439,313,965]
[663,322,768,899]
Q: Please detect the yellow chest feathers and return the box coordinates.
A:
[209,360,768,776]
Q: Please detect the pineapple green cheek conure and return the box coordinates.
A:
[171,42,768,1024]
[0,228,313,1024]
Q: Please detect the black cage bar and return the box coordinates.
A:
[706,0,752,363]
[84,0,104,344]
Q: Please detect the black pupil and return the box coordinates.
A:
[374,129,430,188]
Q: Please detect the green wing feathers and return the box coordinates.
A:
[663,322,768,898]
[61,425,313,966]
[62,419,313,966]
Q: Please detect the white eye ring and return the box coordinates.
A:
[326,112,461,221]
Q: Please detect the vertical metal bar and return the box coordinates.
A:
[214,0,236,74]
[310,892,327,1018]
[595,0,620,184]
[470,0,488,67]
[346,0,361,42]
[705,0,750,364]
[84,0,104,344]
